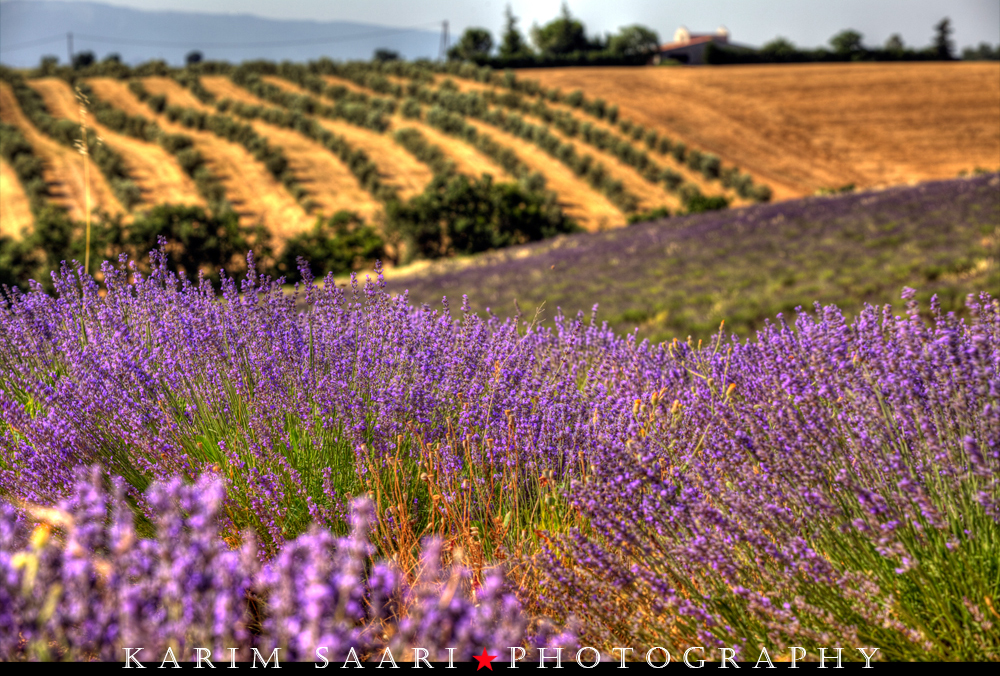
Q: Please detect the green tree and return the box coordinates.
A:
[829,29,864,56]
[962,42,1000,60]
[373,48,400,62]
[447,27,494,61]
[278,211,385,281]
[498,4,531,58]
[933,18,955,59]
[884,34,905,53]
[608,25,660,56]
[760,37,798,58]
[530,3,596,56]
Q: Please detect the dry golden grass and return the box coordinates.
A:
[265,74,517,181]
[389,116,514,181]
[246,76,435,201]
[87,78,313,240]
[0,158,33,238]
[141,76,214,112]
[29,78,204,209]
[464,118,624,230]
[303,74,625,229]
[199,76,383,220]
[0,81,123,221]
[522,62,1000,198]
[444,75,757,205]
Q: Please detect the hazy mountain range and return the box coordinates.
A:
[0,1,442,67]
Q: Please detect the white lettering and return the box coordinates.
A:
[378,647,398,668]
[575,647,600,668]
[342,647,362,669]
[251,648,280,668]
[159,647,180,669]
[819,648,842,669]
[538,647,563,668]
[645,647,670,668]
[195,648,215,668]
[683,647,705,669]
[612,648,633,668]
[753,647,774,669]
[414,648,432,668]
[124,648,145,668]
[857,648,879,668]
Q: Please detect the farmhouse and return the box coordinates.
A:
[654,26,731,65]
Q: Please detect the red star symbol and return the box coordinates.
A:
[473,648,497,671]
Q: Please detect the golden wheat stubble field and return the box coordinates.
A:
[1,81,125,228]
[522,62,1000,199]
[0,157,33,238]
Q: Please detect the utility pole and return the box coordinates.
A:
[439,20,449,60]
[67,32,73,65]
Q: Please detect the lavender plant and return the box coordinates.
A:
[0,466,546,662]
[0,241,997,660]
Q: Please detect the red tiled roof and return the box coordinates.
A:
[658,35,718,51]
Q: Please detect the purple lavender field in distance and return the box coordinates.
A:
[387,174,1000,341]
[1,228,997,661]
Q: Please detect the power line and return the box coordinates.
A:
[0,33,66,53]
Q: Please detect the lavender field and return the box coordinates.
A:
[389,174,1000,341]
[0,234,997,662]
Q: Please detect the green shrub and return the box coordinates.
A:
[277,211,385,281]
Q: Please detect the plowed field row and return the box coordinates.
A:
[86,77,313,239]
[0,158,33,237]
[437,74,745,203]
[0,81,123,221]
[29,78,204,209]
[204,75,429,206]
[189,77,383,220]
[317,74,629,229]
[260,75,513,181]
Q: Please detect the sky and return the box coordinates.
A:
[3,0,1000,51]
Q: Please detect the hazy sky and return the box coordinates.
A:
[5,0,1000,49]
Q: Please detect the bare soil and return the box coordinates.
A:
[0,81,124,221]
[0,158,33,238]
[30,78,204,210]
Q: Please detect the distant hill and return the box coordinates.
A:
[0,1,441,67]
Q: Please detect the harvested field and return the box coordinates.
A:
[311,117,433,201]
[389,116,514,181]
[29,78,203,209]
[464,118,624,230]
[0,158,33,237]
[0,81,123,221]
[251,76,435,200]
[268,71,516,181]
[439,75,746,203]
[199,76,383,220]
[522,62,1000,198]
[87,78,313,240]
[140,76,214,111]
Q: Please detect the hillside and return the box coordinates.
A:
[3,59,998,284]
[382,174,1000,340]
[522,62,1000,199]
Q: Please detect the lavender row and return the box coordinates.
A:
[0,245,998,659]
